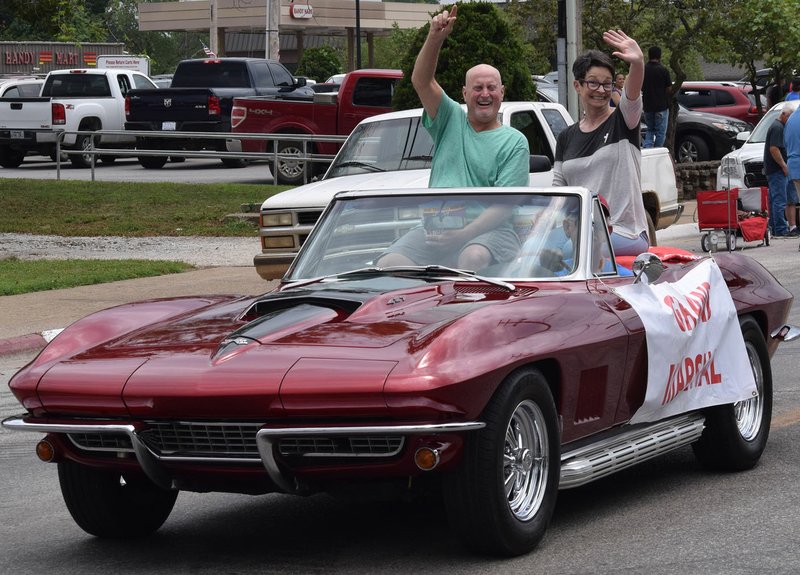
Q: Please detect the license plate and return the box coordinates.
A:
[161,122,176,131]
[10,130,24,139]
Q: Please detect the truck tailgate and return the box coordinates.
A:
[126,88,220,125]
[0,98,52,130]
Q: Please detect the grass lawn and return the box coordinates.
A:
[0,178,287,236]
[0,178,287,294]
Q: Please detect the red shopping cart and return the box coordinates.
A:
[696,187,769,252]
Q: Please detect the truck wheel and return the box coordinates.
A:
[221,157,248,168]
[275,140,308,186]
[0,146,25,168]
[138,155,169,169]
[69,134,94,168]
[691,316,772,471]
[443,368,560,556]
[58,461,178,537]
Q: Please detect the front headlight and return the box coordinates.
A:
[261,212,294,227]
[711,122,738,134]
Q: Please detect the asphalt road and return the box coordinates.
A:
[0,155,278,185]
[2,233,800,574]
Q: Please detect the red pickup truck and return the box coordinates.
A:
[228,68,402,184]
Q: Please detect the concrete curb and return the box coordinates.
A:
[0,333,48,356]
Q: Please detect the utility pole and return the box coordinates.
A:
[210,0,218,55]
[557,0,582,121]
[265,0,280,60]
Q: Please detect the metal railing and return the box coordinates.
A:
[53,129,348,184]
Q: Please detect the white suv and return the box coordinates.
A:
[717,103,783,190]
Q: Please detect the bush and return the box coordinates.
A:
[296,46,342,82]
[393,3,536,111]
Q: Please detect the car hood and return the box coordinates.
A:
[262,170,432,210]
[34,277,533,419]
[721,141,764,163]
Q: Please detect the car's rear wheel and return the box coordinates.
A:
[0,146,25,168]
[646,211,657,246]
[443,367,560,556]
[274,140,309,185]
[692,316,772,471]
[58,461,178,537]
[676,134,710,163]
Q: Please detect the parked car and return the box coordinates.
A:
[675,81,764,126]
[671,103,752,163]
[717,102,784,191]
[0,76,44,98]
[3,185,794,556]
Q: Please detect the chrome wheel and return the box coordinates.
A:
[735,338,764,441]
[277,142,306,184]
[504,399,549,521]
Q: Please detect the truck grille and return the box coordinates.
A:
[743,160,767,188]
[297,211,323,225]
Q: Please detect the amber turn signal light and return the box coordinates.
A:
[414,447,440,471]
[36,439,55,462]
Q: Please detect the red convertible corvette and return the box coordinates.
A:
[3,187,796,556]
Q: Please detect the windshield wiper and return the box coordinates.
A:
[401,155,433,162]
[283,265,515,291]
[332,160,385,173]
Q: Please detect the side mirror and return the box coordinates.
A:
[529,155,551,173]
[736,131,750,142]
[632,252,665,284]
[294,77,307,88]
[771,324,800,342]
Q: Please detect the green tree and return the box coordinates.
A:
[373,23,417,70]
[715,0,800,111]
[393,3,535,111]
[0,0,106,41]
[504,0,557,75]
[296,45,342,82]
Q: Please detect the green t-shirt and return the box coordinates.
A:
[422,93,530,188]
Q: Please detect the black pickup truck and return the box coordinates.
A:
[124,57,313,168]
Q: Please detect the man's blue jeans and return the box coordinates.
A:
[767,170,789,236]
[643,109,669,148]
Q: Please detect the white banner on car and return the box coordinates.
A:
[615,258,757,424]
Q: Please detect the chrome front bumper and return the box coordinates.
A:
[1,415,485,493]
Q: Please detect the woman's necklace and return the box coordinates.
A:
[580,109,612,132]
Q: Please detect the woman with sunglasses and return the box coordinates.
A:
[552,30,649,257]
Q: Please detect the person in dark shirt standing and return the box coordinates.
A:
[642,46,671,148]
[764,102,799,237]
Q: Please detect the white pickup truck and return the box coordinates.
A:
[717,103,781,191]
[254,102,683,279]
[0,68,157,168]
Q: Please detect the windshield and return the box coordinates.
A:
[747,107,782,143]
[326,117,434,178]
[286,191,620,282]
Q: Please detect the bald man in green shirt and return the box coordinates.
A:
[378,5,528,271]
